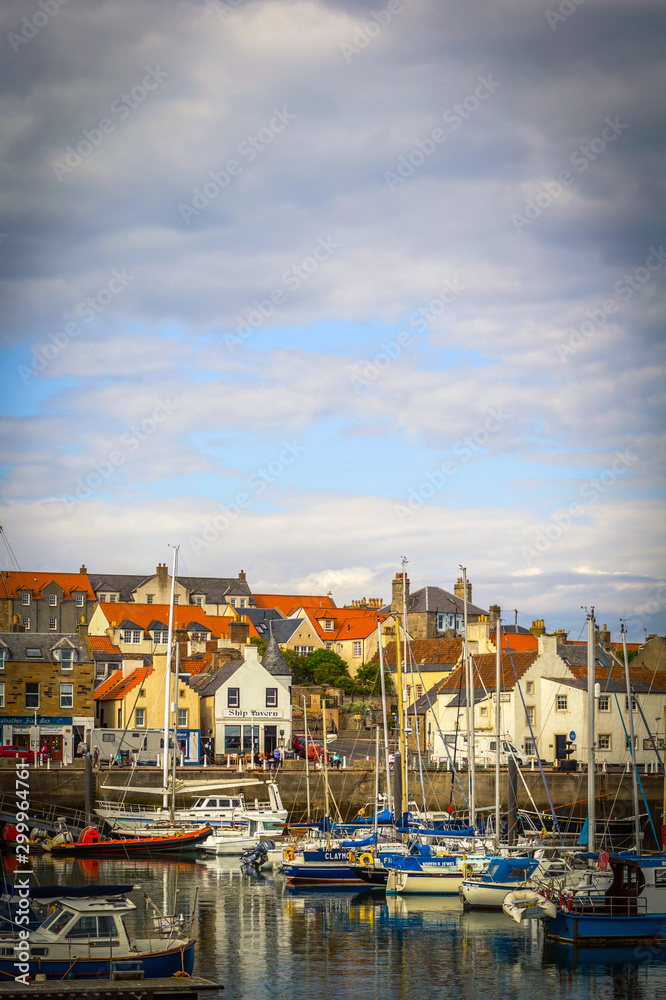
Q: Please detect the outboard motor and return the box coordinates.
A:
[240,840,275,868]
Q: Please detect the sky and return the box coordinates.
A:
[0,0,664,642]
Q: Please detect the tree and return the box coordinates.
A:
[353,661,395,697]
[305,648,352,687]
[249,636,267,656]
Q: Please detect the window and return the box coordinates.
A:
[239,598,246,608]
[0,649,5,670]
[229,598,236,607]
[27,648,41,658]
[228,687,240,708]
[526,681,534,695]
[352,641,362,658]
[324,619,334,631]
[525,706,536,725]
[266,687,278,708]
[21,592,30,606]
[49,594,57,606]
[525,737,537,756]
[325,642,333,650]
[194,596,203,606]
[135,708,145,727]
[555,694,568,712]
[153,630,169,644]
[122,630,142,644]
[146,594,154,604]
[25,682,39,709]
[480,705,488,717]
[173,595,179,605]
[0,682,4,708]
[60,649,74,670]
[625,695,637,712]
[49,618,57,630]
[60,683,73,709]
[109,594,116,603]
[598,695,610,712]
[22,617,30,629]
[416,685,422,699]
[177,708,188,727]
[75,593,84,607]
[598,734,611,751]
[294,646,314,655]
[99,594,106,602]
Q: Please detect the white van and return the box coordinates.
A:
[432,732,524,767]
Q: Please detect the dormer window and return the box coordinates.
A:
[59,649,75,670]
[75,593,85,607]
[49,594,57,606]
[324,619,334,631]
[153,630,169,644]
[0,648,6,670]
[229,598,236,607]
[122,630,142,644]
[99,594,106,602]
[194,596,203,606]
[21,593,30,606]
[109,594,116,603]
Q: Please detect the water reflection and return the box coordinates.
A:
[15,855,666,1000]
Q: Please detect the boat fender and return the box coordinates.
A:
[567,893,572,911]
[359,852,373,867]
[284,847,295,862]
[348,850,356,863]
[462,863,473,879]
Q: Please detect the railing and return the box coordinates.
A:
[0,793,90,833]
[549,891,649,917]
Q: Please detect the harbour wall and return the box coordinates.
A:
[1,761,662,828]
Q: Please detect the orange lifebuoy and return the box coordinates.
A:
[359,853,374,867]
[284,847,294,862]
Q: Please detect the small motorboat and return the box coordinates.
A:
[43,824,213,857]
[0,892,195,980]
[503,888,557,923]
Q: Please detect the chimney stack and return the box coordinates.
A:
[454,576,472,604]
[79,564,87,575]
[530,619,546,637]
[77,615,89,637]
[489,604,501,626]
[391,571,410,614]
[238,570,246,582]
[599,624,612,651]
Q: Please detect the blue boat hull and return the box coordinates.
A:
[0,939,195,980]
[545,910,666,946]
[282,862,364,884]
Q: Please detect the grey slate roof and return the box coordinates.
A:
[261,636,291,677]
[557,643,622,669]
[408,585,487,617]
[88,573,254,606]
[189,661,243,696]
[244,608,303,644]
[445,689,488,709]
[542,675,666,694]
[0,632,92,662]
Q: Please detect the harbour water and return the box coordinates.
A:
[12,854,666,999]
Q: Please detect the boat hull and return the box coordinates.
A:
[0,939,195,979]
[545,910,666,945]
[386,868,466,895]
[282,862,365,885]
[47,826,213,856]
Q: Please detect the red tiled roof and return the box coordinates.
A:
[0,571,96,601]
[301,606,390,643]
[88,635,120,654]
[439,651,538,691]
[492,631,539,652]
[96,602,224,636]
[94,667,152,701]
[253,593,336,615]
[375,638,463,667]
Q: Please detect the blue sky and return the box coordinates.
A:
[0,0,664,640]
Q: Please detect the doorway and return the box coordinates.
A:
[264,725,277,755]
[555,734,568,761]
[42,734,63,761]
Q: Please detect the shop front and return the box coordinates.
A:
[0,716,74,764]
[217,709,290,760]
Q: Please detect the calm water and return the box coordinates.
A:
[11,854,666,1000]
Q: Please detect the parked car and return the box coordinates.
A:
[291,735,332,764]
[0,746,35,763]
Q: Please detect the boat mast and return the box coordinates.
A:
[401,557,409,816]
[377,617,393,815]
[162,545,179,809]
[461,564,476,831]
[373,723,380,844]
[495,616,502,849]
[586,609,596,852]
[303,696,311,822]
[621,623,641,855]
[170,639,180,824]
[394,569,407,824]
[322,699,331,850]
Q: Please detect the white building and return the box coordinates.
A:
[428,635,666,767]
[191,639,292,758]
